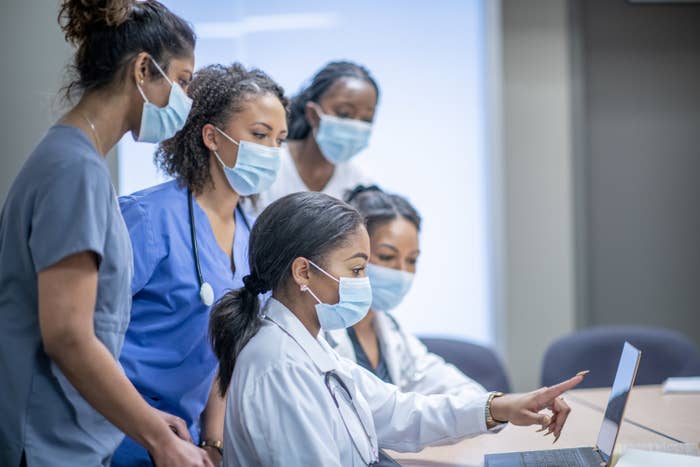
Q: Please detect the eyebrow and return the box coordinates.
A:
[377,243,399,252]
[252,122,273,131]
[345,252,369,261]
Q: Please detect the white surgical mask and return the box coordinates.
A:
[212,127,281,196]
[302,260,372,330]
[311,104,372,164]
[135,57,192,143]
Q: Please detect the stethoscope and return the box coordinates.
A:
[324,371,379,466]
[188,190,250,306]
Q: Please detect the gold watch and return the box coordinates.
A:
[199,439,223,457]
[485,391,506,428]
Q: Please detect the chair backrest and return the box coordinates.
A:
[541,325,700,388]
[418,337,511,393]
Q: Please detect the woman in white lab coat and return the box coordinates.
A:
[209,192,585,466]
[326,185,488,398]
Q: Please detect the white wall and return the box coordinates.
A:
[119,0,495,346]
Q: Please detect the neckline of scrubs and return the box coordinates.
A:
[190,196,248,274]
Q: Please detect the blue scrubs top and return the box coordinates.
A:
[113,180,251,466]
[0,125,132,467]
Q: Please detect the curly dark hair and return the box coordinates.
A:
[156,63,288,195]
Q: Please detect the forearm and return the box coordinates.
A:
[201,376,226,441]
[47,333,170,452]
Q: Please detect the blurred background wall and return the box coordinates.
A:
[1,0,698,391]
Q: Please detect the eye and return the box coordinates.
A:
[336,111,351,119]
[377,255,395,262]
[252,133,267,140]
[277,138,286,146]
[352,266,365,276]
[407,258,418,266]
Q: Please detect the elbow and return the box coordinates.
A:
[42,326,90,363]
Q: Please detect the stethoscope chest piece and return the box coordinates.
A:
[200,282,214,306]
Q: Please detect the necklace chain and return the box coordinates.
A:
[80,112,103,154]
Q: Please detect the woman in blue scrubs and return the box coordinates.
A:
[114,63,288,466]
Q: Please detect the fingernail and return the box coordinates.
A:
[576,370,590,377]
[536,426,546,433]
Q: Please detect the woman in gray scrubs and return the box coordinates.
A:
[0,1,212,466]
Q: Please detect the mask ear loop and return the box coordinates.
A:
[301,284,323,305]
[301,259,340,304]
[215,126,240,146]
[136,56,176,104]
[136,81,150,103]
[307,260,340,283]
[148,56,174,86]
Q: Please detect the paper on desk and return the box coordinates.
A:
[662,376,700,393]
[615,449,700,467]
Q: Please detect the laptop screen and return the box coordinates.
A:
[595,341,642,462]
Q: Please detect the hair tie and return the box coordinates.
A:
[243,274,268,295]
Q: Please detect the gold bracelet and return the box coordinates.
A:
[485,391,506,428]
[199,439,223,456]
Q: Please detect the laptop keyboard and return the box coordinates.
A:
[520,447,603,466]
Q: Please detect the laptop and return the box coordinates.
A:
[484,341,642,467]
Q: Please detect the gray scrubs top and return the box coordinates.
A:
[0,125,133,466]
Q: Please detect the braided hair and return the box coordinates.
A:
[156,63,289,195]
[287,61,380,140]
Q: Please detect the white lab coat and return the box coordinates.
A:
[224,299,500,467]
[326,312,488,398]
[249,145,374,216]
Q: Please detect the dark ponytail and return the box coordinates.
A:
[209,282,263,397]
[210,192,364,396]
[287,61,380,140]
[58,0,195,100]
[345,184,422,235]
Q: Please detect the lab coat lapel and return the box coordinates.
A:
[375,312,404,386]
[263,298,335,374]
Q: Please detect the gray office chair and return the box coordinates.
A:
[418,337,511,393]
[541,325,700,388]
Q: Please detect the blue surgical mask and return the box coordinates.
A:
[366,263,414,312]
[136,57,192,143]
[312,104,372,164]
[302,260,372,330]
[213,127,281,196]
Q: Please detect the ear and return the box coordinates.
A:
[131,52,152,87]
[304,101,321,129]
[202,123,218,151]
[291,257,312,290]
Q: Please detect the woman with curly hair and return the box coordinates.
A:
[115,63,288,466]
[0,0,213,465]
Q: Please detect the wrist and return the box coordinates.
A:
[140,409,174,453]
[488,392,509,425]
[200,439,224,457]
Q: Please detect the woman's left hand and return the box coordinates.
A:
[489,374,585,442]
